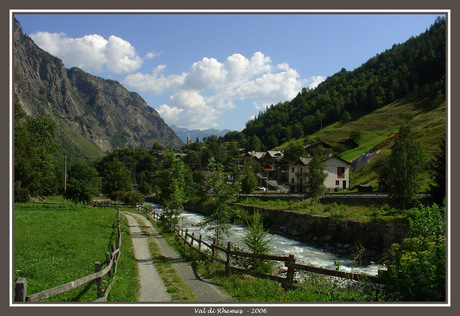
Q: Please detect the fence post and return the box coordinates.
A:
[106,252,113,278]
[211,238,216,263]
[110,243,117,275]
[286,254,296,286]
[116,209,121,249]
[94,261,103,298]
[226,242,231,277]
[191,232,195,247]
[185,229,189,243]
[15,277,27,302]
[199,234,202,251]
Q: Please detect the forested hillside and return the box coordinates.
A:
[243,17,445,148]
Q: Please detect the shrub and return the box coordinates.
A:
[384,235,446,301]
[122,192,145,205]
[383,203,446,301]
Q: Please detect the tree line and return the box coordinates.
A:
[243,17,446,149]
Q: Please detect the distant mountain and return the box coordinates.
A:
[12,18,183,160]
[171,125,231,143]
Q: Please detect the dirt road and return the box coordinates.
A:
[124,212,231,303]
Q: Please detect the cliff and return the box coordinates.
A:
[12,18,183,159]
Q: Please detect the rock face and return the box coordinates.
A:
[12,18,183,155]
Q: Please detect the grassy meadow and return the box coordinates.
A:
[275,90,446,189]
[13,200,138,302]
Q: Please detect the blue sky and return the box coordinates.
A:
[14,12,442,131]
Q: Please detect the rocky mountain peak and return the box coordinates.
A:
[13,18,183,157]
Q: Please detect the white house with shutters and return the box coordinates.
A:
[288,156,351,193]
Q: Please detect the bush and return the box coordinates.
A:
[122,192,145,205]
[383,203,446,301]
[384,235,446,301]
[110,190,127,202]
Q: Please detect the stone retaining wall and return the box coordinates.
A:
[236,204,408,254]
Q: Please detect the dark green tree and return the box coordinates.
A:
[242,211,273,274]
[138,181,152,196]
[349,130,362,145]
[281,143,307,165]
[378,125,429,209]
[65,162,101,204]
[102,158,133,200]
[247,135,261,152]
[201,158,241,243]
[156,151,187,230]
[307,146,328,201]
[429,135,446,205]
[241,172,258,194]
[14,104,59,200]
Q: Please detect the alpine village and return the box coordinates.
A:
[13,17,447,304]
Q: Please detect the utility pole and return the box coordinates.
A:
[64,155,67,200]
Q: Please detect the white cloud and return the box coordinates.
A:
[308,75,326,89]
[145,51,160,59]
[158,91,220,128]
[123,65,186,94]
[124,51,311,129]
[30,32,143,74]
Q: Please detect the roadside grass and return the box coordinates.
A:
[144,211,382,302]
[106,210,139,302]
[14,201,138,302]
[135,216,198,302]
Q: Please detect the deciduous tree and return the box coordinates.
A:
[65,162,101,204]
[378,124,429,208]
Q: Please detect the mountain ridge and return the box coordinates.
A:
[12,18,183,160]
[171,125,231,143]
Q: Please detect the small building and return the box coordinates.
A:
[323,156,351,192]
[288,157,312,193]
[288,156,351,193]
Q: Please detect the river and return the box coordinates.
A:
[146,203,385,277]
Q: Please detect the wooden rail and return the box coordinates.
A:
[148,210,384,287]
[15,209,122,302]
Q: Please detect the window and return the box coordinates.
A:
[336,180,340,186]
[292,167,294,173]
[291,178,294,184]
[337,167,345,178]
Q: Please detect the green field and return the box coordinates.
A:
[13,201,138,302]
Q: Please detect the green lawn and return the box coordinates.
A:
[14,201,138,302]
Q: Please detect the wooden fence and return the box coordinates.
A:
[15,209,122,303]
[148,211,384,288]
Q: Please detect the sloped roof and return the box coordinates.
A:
[264,151,284,159]
[246,151,265,159]
[292,157,312,166]
[351,151,380,171]
[326,155,351,165]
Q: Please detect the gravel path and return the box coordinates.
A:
[124,212,232,303]
[124,213,171,302]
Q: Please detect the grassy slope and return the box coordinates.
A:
[53,114,106,161]
[276,89,446,189]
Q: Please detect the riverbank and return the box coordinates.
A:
[172,198,407,264]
